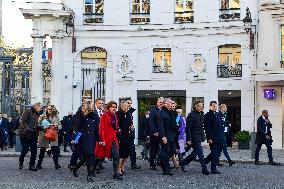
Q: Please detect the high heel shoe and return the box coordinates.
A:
[121,170,126,175]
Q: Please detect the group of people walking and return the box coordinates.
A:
[14,96,280,182]
[17,98,141,182]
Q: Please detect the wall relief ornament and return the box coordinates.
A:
[188,54,207,81]
[116,55,134,79]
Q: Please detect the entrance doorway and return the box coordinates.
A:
[137,90,186,143]
[218,90,241,135]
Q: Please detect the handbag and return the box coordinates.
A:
[44,125,57,141]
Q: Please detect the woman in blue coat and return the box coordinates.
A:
[72,101,100,182]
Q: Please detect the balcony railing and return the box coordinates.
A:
[130,13,150,24]
[217,64,242,78]
[174,11,194,23]
[219,8,240,21]
[84,13,104,24]
[152,65,172,73]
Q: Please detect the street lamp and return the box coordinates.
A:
[242,7,256,50]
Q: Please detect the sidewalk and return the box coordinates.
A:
[1,145,283,164]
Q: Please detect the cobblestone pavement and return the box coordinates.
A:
[0,156,284,189]
[1,146,284,164]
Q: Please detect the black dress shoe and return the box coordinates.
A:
[63,149,69,152]
[211,171,221,174]
[87,175,94,182]
[19,163,23,170]
[97,165,105,171]
[228,160,235,166]
[73,170,78,177]
[150,167,158,171]
[37,164,42,169]
[55,164,61,169]
[113,173,123,180]
[163,171,173,176]
[28,166,38,171]
[269,161,281,166]
[131,165,141,170]
[202,170,210,175]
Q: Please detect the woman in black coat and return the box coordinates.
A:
[72,101,100,182]
[116,102,132,175]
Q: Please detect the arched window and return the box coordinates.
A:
[175,0,194,23]
[84,0,104,24]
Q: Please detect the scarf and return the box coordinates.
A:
[109,112,119,131]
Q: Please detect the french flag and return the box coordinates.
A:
[42,48,52,63]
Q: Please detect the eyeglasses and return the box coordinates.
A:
[47,109,52,110]
[112,106,117,109]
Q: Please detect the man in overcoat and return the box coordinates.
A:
[181,101,209,175]
[204,101,221,174]
[148,97,164,170]
[158,98,178,176]
[255,110,279,166]
[18,102,42,171]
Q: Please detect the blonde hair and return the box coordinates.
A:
[219,104,227,111]
[176,109,182,114]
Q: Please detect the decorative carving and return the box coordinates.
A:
[117,55,133,79]
[189,54,206,75]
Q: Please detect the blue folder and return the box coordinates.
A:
[73,132,82,144]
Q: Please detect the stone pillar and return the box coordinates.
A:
[50,36,63,115]
[31,35,45,104]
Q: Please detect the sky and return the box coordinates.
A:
[2,0,61,48]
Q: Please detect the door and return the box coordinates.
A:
[218,90,241,135]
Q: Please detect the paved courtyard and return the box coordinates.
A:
[0,155,283,189]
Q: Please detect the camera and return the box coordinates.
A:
[73,81,80,88]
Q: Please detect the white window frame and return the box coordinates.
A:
[174,0,194,23]
[219,0,240,21]
[153,48,172,73]
[130,0,150,24]
[83,0,104,24]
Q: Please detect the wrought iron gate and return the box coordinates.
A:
[0,48,32,117]
[81,67,106,102]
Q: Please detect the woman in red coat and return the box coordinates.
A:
[95,101,123,180]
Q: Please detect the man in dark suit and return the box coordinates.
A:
[181,101,209,175]
[255,110,279,166]
[94,98,105,171]
[124,98,141,170]
[158,98,178,176]
[148,97,164,170]
[204,101,221,174]
[217,104,235,166]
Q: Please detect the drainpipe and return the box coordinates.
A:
[250,0,260,159]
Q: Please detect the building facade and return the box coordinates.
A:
[0,0,2,36]
[20,0,262,146]
[254,0,284,149]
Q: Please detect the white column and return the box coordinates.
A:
[50,36,63,115]
[31,35,45,104]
